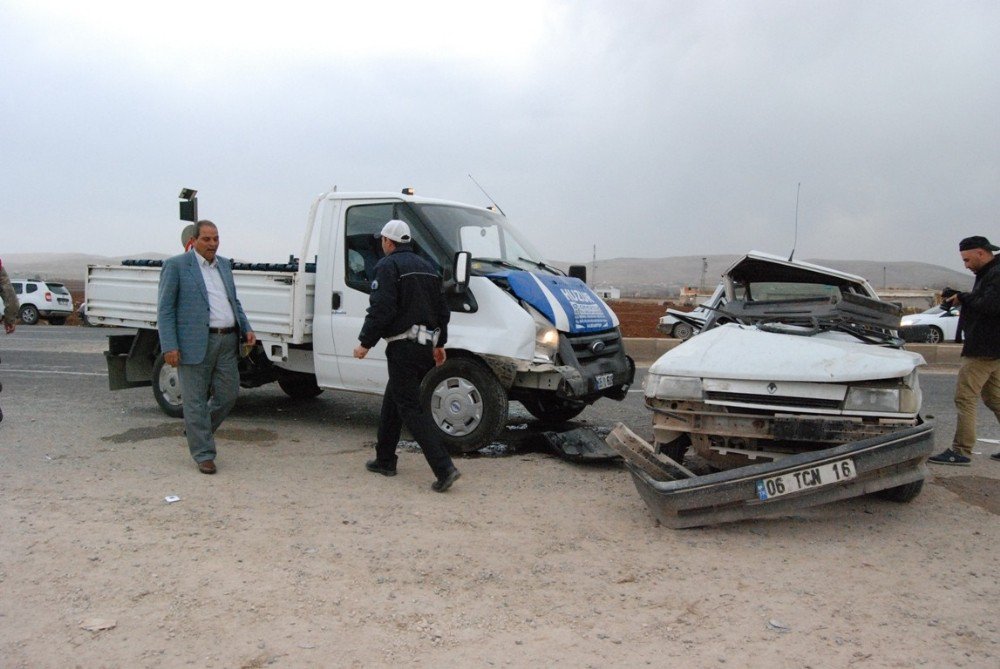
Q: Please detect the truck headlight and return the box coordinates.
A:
[528,306,560,363]
[645,374,702,400]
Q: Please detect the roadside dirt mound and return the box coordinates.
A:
[607,299,677,338]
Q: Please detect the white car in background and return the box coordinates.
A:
[899,305,960,344]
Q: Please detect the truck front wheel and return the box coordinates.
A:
[421,358,508,454]
[152,353,184,418]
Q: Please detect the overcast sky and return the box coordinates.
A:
[2,0,997,271]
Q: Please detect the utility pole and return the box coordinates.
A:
[591,245,597,286]
[699,257,708,294]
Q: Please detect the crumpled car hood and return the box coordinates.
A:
[648,323,925,383]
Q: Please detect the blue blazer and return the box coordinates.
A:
[157,251,252,365]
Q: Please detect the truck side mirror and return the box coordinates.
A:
[453,251,471,293]
[568,265,587,282]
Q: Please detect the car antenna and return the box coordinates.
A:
[468,174,505,217]
[788,182,801,261]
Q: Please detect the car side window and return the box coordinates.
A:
[344,204,443,294]
[26,283,37,294]
[13,282,22,294]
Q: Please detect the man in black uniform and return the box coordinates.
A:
[928,235,1000,466]
[353,220,461,492]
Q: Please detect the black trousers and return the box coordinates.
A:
[376,340,454,477]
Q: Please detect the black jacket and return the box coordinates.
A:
[358,247,450,349]
[957,255,1000,358]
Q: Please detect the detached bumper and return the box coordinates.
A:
[624,420,935,528]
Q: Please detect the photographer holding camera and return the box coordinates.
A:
[928,236,1000,466]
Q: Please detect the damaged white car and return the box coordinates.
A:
[610,252,934,528]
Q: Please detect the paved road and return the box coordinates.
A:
[0,324,977,454]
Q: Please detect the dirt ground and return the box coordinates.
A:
[2,392,999,668]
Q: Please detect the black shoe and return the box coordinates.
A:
[432,468,461,492]
[365,460,397,477]
[927,448,971,466]
[990,452,1000,462]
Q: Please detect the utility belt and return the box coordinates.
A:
[384,324,441,347]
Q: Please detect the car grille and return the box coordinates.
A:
[567,329,623,362]
[705,391,842,410]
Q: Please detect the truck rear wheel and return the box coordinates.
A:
[152,353,184,418]
[421,358,508,454]
[521,396,586,423]
[277,372,324,399]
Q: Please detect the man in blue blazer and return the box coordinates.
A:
[157,220,256,474]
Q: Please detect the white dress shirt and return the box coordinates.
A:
[195,251,237,329]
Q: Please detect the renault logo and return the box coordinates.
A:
[767,382,777,394]
[590,340,606,354]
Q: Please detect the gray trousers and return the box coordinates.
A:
[179,332,240,463]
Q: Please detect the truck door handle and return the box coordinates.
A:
[332,292,342,312]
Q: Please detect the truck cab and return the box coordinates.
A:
[307,191,634,452]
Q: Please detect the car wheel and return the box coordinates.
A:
[925,326,943,344]
[277,372,324,399]
[152,353,184,418]
[875,479,924,503]
[18,305,39,325]
[47,316,66,326]
[521,396,587,423]
[672,322,695,340]
[421,357,508,454]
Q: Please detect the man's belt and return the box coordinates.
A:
[385,324,440,346]
[208,326,237,335]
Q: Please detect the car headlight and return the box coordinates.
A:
[844,387,901,413]
[527,305,560,363]
[900,317,915,327]
[844,372,921,415]
[645,374,702,400]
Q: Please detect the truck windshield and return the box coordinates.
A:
[411,204,552,274]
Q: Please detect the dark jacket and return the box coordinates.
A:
[358,247,450,349]
[957,255,1000,358]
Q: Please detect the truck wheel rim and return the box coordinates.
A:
[430,377,483,437]
[158,365,183,407]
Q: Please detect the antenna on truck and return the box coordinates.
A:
[468,174,505,217]
[788,182,801,261]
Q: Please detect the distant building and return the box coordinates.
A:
[594,285,621,299]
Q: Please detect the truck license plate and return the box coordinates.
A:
[595,373,614,390]
[755,458,856,501]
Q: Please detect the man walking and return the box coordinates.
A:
[157,220,255,474]
[928,235,1000,466]
[353,220,460,492]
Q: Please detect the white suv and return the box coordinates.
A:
[9,279,74,325]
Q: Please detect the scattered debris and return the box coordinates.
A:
[544,427,620,462]
[164,495,181,504]
[80,618,117,632]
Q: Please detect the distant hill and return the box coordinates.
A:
[4,252,969,298]
[4,253,169,283]
[554,254,969,297]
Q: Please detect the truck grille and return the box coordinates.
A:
[566,330,623,361]
[705,391,842,410]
